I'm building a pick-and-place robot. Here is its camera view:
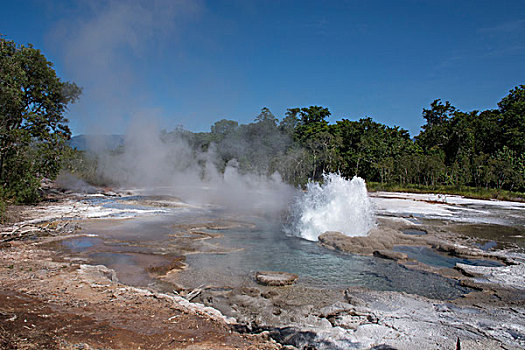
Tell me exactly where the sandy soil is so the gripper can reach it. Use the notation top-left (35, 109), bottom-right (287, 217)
top-left (0, 190), bottom-right (279, 350)
top-left (0, 241), bottom-right (281, 350)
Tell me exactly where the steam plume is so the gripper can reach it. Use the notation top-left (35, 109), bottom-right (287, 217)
top-left (96, 117), bottom-right (296, 216)
top-left (50, 0), bottom-right (202, 133)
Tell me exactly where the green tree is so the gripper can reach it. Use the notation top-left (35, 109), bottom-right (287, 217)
top-left (471, 109), bottom-right (502, 155)
top-left (330, 117), bottom-right (414, 182)
top-left (241, 107), bottom-right (289, 174)
top-left (279, 108), bottom-right (301, 136)
top-left (416, 99), bottom-right (455, 154)
top-left (298, 106), bottom-right (330, 125)
top-left (498, 85), bottom-right (525, 155)
top-left (421, 151), bottom-right (446, 187)
top-left (293, 106), bottom-right (330, 144)
top-left (488, 146), bottom-right (524, 190)
top-left (0, 36), bottom-right (81, 202)
top-left (254, 107), bottom-right (278, 126)
top-left (291, 106), bottom-right (333, 180)
top-left (396, 148), bottom-right (424, 185)
top-left (210, 119), bottom-right (239, 141)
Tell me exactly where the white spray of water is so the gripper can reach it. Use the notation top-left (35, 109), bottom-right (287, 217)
top-left (288, 173), bottom-right (375, 241)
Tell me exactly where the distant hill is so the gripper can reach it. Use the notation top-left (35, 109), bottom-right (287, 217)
top-left (69, 135), bottom-right (124, 151)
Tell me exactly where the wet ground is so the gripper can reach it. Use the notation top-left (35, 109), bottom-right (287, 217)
top-left (0, 244), bottom-right (277, 350)
top-left (393, 245), bottom-right (505, 268)
top-left (448, 222), bottom-right (525, 252)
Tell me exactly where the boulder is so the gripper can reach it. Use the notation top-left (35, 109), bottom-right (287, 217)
top-left (318, 228), bottom-right (406, 255)
top-left (255, 271), bottom-right (298, 286)
top-left (435, 243), bottom-right (482, 257)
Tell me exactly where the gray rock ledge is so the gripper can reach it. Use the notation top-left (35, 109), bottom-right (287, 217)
top-left (373, 250), bottom-right (408, 261)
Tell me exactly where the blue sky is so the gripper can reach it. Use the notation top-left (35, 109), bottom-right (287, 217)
top-left (2, 0), bottom-right (524, 136)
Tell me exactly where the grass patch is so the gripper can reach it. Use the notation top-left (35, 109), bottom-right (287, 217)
top-left (0, 192), bottom-right (10, 224)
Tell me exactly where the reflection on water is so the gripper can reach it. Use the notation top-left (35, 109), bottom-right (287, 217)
top-left (476, 240), bottom-right (498, 251)
top-left (450, 223), bottom-right (525, 252)
top-left (89, 251), bottom-right (176, 286)
top-left (402, 229), bottom-right (427, 235)
top-left (62, 236), bottom-right (103, 252)
top-left (393, 245), bottom-right (504, 268)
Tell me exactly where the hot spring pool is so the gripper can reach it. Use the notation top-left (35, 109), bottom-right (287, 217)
top-left (176, 219), bottom-right (471, 300)
top-left (67, 208), bottom-right (472, 301)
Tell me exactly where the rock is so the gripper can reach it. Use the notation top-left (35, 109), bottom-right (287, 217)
top-left (455, 262), bottom-right (525, 291)
top-left (261, 290), bottom-right (279, 299)
top-left (435, 243), bottom-right (482, 257)
top-left (373, 250), bottom-right (408, 261)
top-left (255, 271), bottom-right (298, 286)
top-left (317, 301), bottom-right (378, 331)
top-left (79, 264), bottom-right (118, 283)
top-left (318, 302), bottom-right (354, 318)
top-left (102, 190), bottom-right (119, 197)
top-left (344, 290), bottom-right (369, 307)
top-left (239, 287), bottom-right (261, 297)
top-left (370, 345), bottom-right (398, 350)
top-left (318, 227), bottom-right (409, 255)
top-left (0, 242), bottom-right (12, 249)
top-left (458, 279), bottom-right (484, 291)
top-left (329, 314), bottom-right (369, 330)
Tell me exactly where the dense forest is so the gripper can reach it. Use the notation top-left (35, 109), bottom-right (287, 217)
top-left (144, 85), bottom-right (525, 193)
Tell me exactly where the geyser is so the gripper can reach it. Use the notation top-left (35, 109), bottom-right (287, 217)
top-left (288, 173), bottom-right (374, 241)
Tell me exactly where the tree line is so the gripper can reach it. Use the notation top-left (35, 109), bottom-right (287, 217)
top-left (168, 87), bottom-right (524, 192)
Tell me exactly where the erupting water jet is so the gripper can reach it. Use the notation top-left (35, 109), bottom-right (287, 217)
top-left (287, 174), bottom-right (375, 241)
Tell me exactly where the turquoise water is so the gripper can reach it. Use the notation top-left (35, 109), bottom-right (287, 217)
top-left (402, 229), bottom-right (427, 235)
top-left (65, 205), bottom-right (473, 300)
top-left (173, 216), bottom-right (471, 300)
top-left (393, 245), bottom-right (504, 268)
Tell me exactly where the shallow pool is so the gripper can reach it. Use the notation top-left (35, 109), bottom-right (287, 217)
top-left (64, 205), bottom-right (473, 300)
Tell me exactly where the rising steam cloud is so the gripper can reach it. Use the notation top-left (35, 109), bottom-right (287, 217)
top-left (51, 0), bottom-right (202, 133)
top-left (51, 0), bottom-right (374, 230)
top-left (95, 117), bottom-right (296, 216)
top-left (51, 0), bottom-right (295, 215)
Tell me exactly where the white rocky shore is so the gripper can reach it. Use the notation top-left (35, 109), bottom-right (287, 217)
top-left (456, 261), bottom-right (525, 291)
top-left (290, 288), bottom-right (525, 349)
top-left (199, 192), bottom-right (525, 349)
top-left (197, 265), bottom-right (525, 349)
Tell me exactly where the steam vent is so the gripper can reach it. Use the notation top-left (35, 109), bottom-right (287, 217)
top-left (255, 271), bottom-right (298, 286)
